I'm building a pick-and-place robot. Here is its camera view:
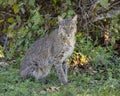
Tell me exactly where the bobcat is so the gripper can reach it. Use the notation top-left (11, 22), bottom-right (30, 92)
top-left (20, 15), bottom-right (77, 84)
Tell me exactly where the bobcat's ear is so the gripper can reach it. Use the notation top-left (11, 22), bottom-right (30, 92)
top-left (58, 16), bottom-right (63, 23)
top-left (72, 15), bottom-right (77, 23)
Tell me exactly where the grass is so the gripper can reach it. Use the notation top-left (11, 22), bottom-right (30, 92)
top-left (0, 60), bottom-right (120, 96)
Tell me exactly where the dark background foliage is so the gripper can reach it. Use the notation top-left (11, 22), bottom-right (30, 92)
top-left (0, 0), bottom-right (120, 60)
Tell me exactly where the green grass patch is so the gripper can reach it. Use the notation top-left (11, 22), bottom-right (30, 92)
top-left (0, 62), bottom-right (120, 96)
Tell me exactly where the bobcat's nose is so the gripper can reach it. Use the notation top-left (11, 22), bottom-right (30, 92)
top-left (67, 34), bottom-right (70, 37)
top-left (66, 30), bottom-right (70, 37)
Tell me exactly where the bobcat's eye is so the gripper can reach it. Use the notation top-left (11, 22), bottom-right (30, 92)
top-left (63, 26), bottom-right (67, 30)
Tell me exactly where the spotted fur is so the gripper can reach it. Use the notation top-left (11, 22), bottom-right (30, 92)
top-left (20, 15), bottom-right (77, 84)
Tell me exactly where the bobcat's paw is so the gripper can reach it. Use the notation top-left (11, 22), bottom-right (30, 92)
top-left (44, 80), bottom-right (50, 84)
top-left (61, 79), bottom-right (68, 85)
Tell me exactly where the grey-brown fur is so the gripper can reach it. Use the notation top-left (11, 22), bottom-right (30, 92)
top-left (20, 15), bottom-right (77, 84)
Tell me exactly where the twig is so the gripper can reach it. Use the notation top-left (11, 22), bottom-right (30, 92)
top-left (3, 34), bottom-right (8, 50)
top-left (1, 11), bottom-right (16, 17)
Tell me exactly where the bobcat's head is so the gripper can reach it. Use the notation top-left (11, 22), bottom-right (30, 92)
top-left (58, 15), bottom-right (77, 39)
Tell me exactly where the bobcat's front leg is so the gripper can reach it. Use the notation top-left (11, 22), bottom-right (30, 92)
top-left (62, 61), bottom-right (67, 77)
top-left (20, 65), bottom-right (36, 79)
top-left (54, 63), bottom-right (68, 84)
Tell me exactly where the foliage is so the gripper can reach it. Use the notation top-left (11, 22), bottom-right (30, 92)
top-left (68, 51), bottom-right (89, 67)
top-left (0, 0), bottom-right (120, 60)
top-left (75, 33), bottom-right (118, 67)
top-left (0, 45), bottom-right (4, 58)
top-left (99, 0), bottom-right (110, 8)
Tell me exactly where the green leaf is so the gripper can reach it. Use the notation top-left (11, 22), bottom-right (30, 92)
top-left (0, 0), bottom-right (3, 4)
top-left (13, 4), bottom-right (19, 14)
top-left (8, 23), bottom-right (16, 38)
top-left (16, 39), bottom-right (24, 46)
top-left (20, 7), bottom-right (25, 14)
top-left (16, 15), bottom-right (21, 22)
top-left (66, 0), bottom-right (71, 5)
top-left (68, 10), bottom-right (75, 15)
top-left (8, 28), bottom-right (13, 37)
top-left (31, 8), bottom-right (43, 26)
top-left (0, 20), bottom-right (4, 25)
top-left (29, 0), bottom-right (35, 6)
top-left (8, 0), bottom-right (14, 5)
top-left (8, 17), bottom-right (14, 23)
top-left (62, 13), bottom-right (67, 18)
top-left (8, 0), bottom-right (17, 5)
top-left (99, 0), bottom-right (109, 8)
top-left (0, 45), bottom-right (4, 58)
top-left (53, 0), bottom-right (57, 5)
